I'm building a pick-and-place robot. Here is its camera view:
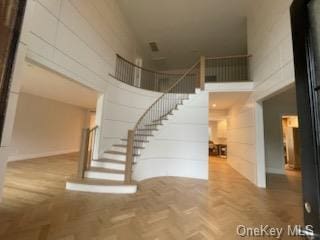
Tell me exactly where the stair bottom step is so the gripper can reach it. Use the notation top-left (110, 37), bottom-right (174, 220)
top-left (66, 178), bottom-right (137, 194)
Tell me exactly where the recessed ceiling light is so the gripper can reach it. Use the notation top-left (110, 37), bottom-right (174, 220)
top-left (212, 104), bottom-right (217, 108)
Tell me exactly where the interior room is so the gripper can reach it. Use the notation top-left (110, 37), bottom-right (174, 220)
top-left (208, 92), bottom-right (251, 171)
top-left (2, 61), bottom-right (98, 208)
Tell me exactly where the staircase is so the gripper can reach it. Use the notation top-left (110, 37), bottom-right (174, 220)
top-left (66, 60), bottom-right (202, 194)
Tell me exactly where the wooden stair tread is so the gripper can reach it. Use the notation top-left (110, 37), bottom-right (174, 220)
top-left (105, 150), bottom-right (126, 155)
top-left (137, 128), bottom-right (158, 131)
top-left (113, 144), bottom-right (144, 149)
top-left (145, 123), bottom-right (163, 127)
top-left (92, 158), bottom-right (125, 164)
top-left (134, 134), bottom-right (153, 137)
top-left (87, 167), bottom-right (125, 174)
top-left (67, 178), bottom-right (136, 186)
top-left (121, 138), bottom-right (149, 143)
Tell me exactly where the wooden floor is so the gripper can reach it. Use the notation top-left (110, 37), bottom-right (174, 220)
top-left (0, 155), bottom-right (303, 240)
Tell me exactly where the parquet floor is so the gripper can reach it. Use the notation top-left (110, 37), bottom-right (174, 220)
top-left (0, 155), bottom-right (303, 239)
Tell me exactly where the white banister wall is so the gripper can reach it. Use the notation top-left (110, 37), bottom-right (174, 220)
top-left (133, 91), bottom-right (209, 181)
top-left (100, 76), bottom-right (161, 154)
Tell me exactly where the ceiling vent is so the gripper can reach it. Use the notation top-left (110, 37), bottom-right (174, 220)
top-left (149, 42), bottom-right (159, 52)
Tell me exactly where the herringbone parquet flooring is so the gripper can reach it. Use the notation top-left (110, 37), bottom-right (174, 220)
top-left (0, 155), bottom-right (303, 239)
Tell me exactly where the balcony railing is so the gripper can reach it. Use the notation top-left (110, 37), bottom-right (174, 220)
top-left (113, 54), bottom-right (181, 92)
top-left (205, 55), bottom-right (251, 82)
top-left (112, 54), bottom-right (251, 93)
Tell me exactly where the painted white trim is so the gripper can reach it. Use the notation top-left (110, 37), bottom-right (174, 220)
top-left (94, 94), bottom-right (105, 159)
top-left (91, 161), bottom-right (125, 171)
top-left (8, 149), bottom-right (79, 162)
top-left (66, 182), bottom-right (137, 194)
top-left (103, 153), bottom-right (126, 161)
top-left (266, 168), bottom-right (285, 175)
top-left (205, 82), bottom-right (254, 92)
top-left (84, 170), bottom-right (125, 181)
top-left (255, 102), bottom-right (267, 188)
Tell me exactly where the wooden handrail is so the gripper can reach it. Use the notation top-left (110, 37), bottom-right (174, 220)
top-left (132, 60), bottom-right (201, 132)
top-left (116, 54), bottom-right (181, 76)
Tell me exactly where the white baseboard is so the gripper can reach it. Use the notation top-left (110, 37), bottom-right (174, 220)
top-left (8, 149), bottom-right (79, 162)
top-left (266, 167), bottom-right (285, 175)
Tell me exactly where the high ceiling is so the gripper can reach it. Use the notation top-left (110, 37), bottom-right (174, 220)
top-left (21, 61), bottom-right (98, 109)
top-left (118, 0), bottom-right (251, 70)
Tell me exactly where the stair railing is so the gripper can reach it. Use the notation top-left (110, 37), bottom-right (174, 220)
top-left (78, 126), bottom-right (98, 178)
top-left (125, 59), bottom-right (203, 183)
top-left (113, 54), bottom-right (182, 92)
top-left (205, 54), bottom-right (251, 82)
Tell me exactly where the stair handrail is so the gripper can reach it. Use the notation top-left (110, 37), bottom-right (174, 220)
top-left (116, 54), bottom-right (182, 76)
top-left (124, 59), bottom-right (202, 183)
top-left (133, 60), bottom-right (201, 131)
top-left (113, 54), bottom-right (183, 92)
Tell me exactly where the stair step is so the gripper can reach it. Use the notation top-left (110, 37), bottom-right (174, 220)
top-left (93, 158), bottom-right (125, 164)
top-left (121, 138), bottom-right (149, 143)
top-left (145, 123), bottom-right (163, 127)
top-left (113, 144), bottom-right (144, 149)
top-left (85, 167), bottom-right (125, 181)
top-left (153, 117), bottom-right (168, 122)
top-left (105, 150), bottom-right (126, 155)
top-left (91, 158), bottom-right (125, 170)
top-left (88, 167), bottom-right (124, 174)
top-left (137, 128), bottom-right (158, 131)
top-left (104, 150), bottom-right (139, 157)
top-left (134, 134), bottom-right (153, 137)
top-left (66, 178), bottom-right (137, 194)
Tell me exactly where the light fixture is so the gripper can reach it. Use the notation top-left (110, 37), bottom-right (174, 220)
top-left (212, 104), bottom-right (217, 108)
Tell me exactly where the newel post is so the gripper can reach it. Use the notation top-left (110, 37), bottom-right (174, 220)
top-left (200, 56), bottom-right (206, 90)
top-left (125, 130), bottom-right (134, 183)
top-left (78, 128), bottom-right (90, 178)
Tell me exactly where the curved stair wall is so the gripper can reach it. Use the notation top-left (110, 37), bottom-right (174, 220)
top-left (133, 90), bottom-right (209, 180)
top-left (99, 75), bottom-right (161, 153)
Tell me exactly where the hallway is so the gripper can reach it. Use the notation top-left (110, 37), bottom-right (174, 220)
top-left (0, 156), bottom-right (303, 239)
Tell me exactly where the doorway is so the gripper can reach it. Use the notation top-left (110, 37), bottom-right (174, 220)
top-left (282, 115), bottom-right (301, 173)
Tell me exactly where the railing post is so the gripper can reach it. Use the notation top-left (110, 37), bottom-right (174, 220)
top-left (125, 130), bottom-right (134, 184)
top-left (78, 128), bottom-right (90, 178)
top-left (200, 56), bottom-right (205, 90)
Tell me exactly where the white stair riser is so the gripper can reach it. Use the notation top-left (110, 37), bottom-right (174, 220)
top-left (121, 140), bottom-right (146, 148)
top-left (85, 171), bottom-right (125, 181)
top-left (66, 182), bottom-right (137, 194)
top-left (91, 161), bottom-right (125, 171)
top-left (111, 147), bottom-right (141, 155)
top-left (103, 153), bottom-right (126, 161)
top-left (111, 146), bottom-right (127, 153)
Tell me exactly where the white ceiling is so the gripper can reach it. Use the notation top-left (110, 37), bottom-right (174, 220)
top-left (21, 62), bottom-right (98, 109)
top-left (118, 0), bottom-right (251, 70)
top-left (209, 92), bottom-right (250, 110)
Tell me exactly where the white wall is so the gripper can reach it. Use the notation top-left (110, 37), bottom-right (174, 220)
top-left (26, 0), bottom-right (151, 92)
top-left (100, 76), bottom-right (161, 152)
top-left (134, 91), bottom-right (209, 181)
top-left (227, 94), bottom-right (257, 184)
top-left (223, 0), bottom-right (295, 186)
top-left (263, 86), bottom-right (297, 174)
top-left (9, 93), bottom-right (87, 161)
top-left (248, 0), bottom-right (295, 101)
